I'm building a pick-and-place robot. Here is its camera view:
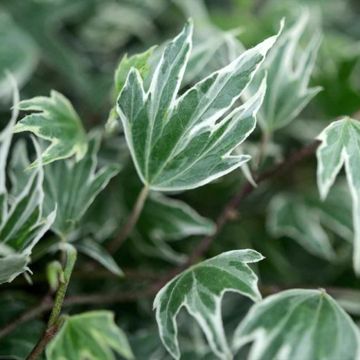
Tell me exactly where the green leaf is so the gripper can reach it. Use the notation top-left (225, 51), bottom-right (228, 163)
top-left (0, 11), bottom-right (38, 99)
top-left (76, 239), bottom-right (123, 276)
top-left (140, 192), bottom-right (215, 240)
top-left (14, 90), bottom-right (88, 167)
top-left (176, 0), bottom-right (244, 85)
top-left (115, 47), bottom-right (155, 94)
top-left (316, 117), bottom-right (360, 274)
top-left (268, 194), bottom-right (335, 260)
top-left (117, 22), bottom-right (279, 191)
top-left (233, 289), bottom-right (360, 360)
top-left (153, 249), bottom-right (264, 359)
top-left (46, 310), bottom-right (134, 360)
top-left (0, 84), bottom-right (55, 284)
top-left (250, 10), bottom-right (321, 133)
top-left (43, 135), bottom-right (120, 238)
top-left (134, 193), bottom-right (215, 263)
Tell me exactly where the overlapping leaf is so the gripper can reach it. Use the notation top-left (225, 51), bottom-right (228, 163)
top-left (317, 117), bottom-right (360, 274)
top-left (153, 249), bottom-right (264, 359)
top-left (175, 0), bottom-right (244, 85)
top-left (248, 10), bottom-right (321, 133)
top-left (43, 135), bottom-right (120, 239)
top-left (14, 90), bottom-right (88, 167)
top-left (0, 87), bottom-right (55, 284)
top-left (46, 311), bottom-right (134, 360)
top-left (133, 193), bottom-right (215, 263)
top-left (268, 194), bottom-right (335, 260)
top-left (117, 22), bottom-right (279, 191)
top-left (233, 289), bottom-right (360, 360)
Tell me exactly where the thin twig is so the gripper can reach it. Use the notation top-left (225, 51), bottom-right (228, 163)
top-left (108, 185), bottom-right (149, 253)
top-left (26, 245), bottom-right (77, 360)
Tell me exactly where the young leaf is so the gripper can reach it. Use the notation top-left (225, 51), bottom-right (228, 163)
top-left (316, 117), bottom-right (360, 274)
top-left (249, 10), bottom-right (321, 133)
top-left (43, 135), bottom-right (120, 238)
top-left (46, 311), bottom-right (134, 360)
top-left (0, 84), bottom-right (55, 284)
top-left (233, 289), bottom-right (360, 360)
top-left (14, 90), bottom-right (88, 167)
top-left (268, 194), bottom-right (335, 260)
top-left (117, 22), bottom-right (279, 191)
top-left (115, 47), bottom-right (155, 93)
top-left (153, 249), bottom-right (264, 359)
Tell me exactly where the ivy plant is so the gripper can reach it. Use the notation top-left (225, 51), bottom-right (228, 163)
top-left (1, 1), bottom-right (360, 360)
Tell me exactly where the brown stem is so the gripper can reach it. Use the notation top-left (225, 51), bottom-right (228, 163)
top-left (108, 185), bottom-right (149, 253)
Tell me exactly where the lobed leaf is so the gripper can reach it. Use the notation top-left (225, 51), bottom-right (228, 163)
top-left (117, 22), bottom-right (279, 191)
top-left (0, 83), bottom-right (55, 284)
top-left (43, 135), bottom-right (120, 238)
top-left (233, 289), bottom-right (360, 360)
top-left (153, 249), bottom-right (264, 359)
top-left (249, 10), bottom-right (321, 133)
top-left (46, 310), bottom-right (134, 360)
top-left (14, 90), bottom-right (88, 167)
top-left (268, 194), bottom-right (335, 260)
top-left (316, 117), bottom-right (360, 274)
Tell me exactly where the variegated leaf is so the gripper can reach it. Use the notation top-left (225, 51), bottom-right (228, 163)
top-left (233, 289), bottom-right (360, 360)
top-left (46, 311), bottom-right (134, 360)
top-left (249, 10), bottom-right (321, 133)
top-left (133, 192), bottom-right (215, 263)
top-left (153, 249), bottom-right (264, 359)
top-left (0, 84), bottom-right (55, 284)
top-left (316, 117), bottom-right (360, 274)
top-left (43, 135), bottom-right (120, 239)
top-left (14, 90), bottom-right (88, 167)
top-left (117, 22), bottom-right (279, 191)
top-left (268, 194), bottom-right (335, 260)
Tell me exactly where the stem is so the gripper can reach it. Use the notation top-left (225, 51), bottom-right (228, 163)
top-left (108, 185), bottom-right (149, 253)
top-left (26, 245), bottom-right (77, 360)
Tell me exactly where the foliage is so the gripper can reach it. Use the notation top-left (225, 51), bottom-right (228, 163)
top-left (46, 311), bottom-right (134, 360)
top-left (233, 289), bottom-right (360, 360)
top-left (1, 0), bottom-right (360, 359)
top-left (153, 250), bottom-right (263, 359)
top-left (14, 91), bottom-right (88, 167)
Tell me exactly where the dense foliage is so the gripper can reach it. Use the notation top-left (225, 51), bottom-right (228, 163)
top-left (1, 0), bottom-right (360, 359)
